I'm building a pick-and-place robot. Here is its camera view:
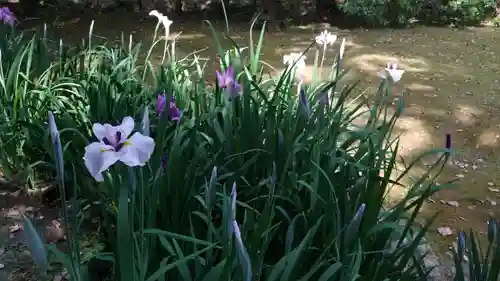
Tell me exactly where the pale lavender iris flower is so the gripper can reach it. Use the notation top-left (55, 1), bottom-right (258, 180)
top-left (0, 7), bottom-right (16, 26)
top-left (83, 116), bottom-right (155, 182)
top-left (216, 66), bottom-right (242, 98)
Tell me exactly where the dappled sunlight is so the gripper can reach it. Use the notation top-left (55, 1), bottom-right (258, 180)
top-left (276, 39), bottom-right (361, 62)
top-left (396, 116), bottom-right (433, 157)
top-left (289, 36), bottom-right (309, 42)
top-left (274, 46), bottom-right (309, 56)
top-left (348, 53), bottom-right (430, 74)
top-left (384, 163), bottom-right (431, 204)
top-left (342, 40), bottom-right (366, 52)
top-left (269, 65), bottom-right (329, 84)
top-left (160, 32), bottom-right (206, 41)
top-left (399, 58), bottom-right (431, 73)
top-left (406, 82), bottom-right (436, 92)
top-left (453, 105), bottom-right (482, 127)
top-left (466, 26), bottom-right (498, 33)
top-left (177, 33), bottom-right (207, 40)
top-left (347, 95), bottom-right (435, 159)
top-left (293, 23), bottom-right (335, 30)
top-left (478, 128), bottom-right (500, 148)
top-left (415, 106), bottom-right (448, 119)
top-left (54, 18), bottom-right (82, 28)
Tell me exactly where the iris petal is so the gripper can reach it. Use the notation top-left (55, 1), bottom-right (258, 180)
top-left (117, 133), bottom-right (155, 167)
top-left (386, 69), bottom-right (405, 83)
top-left (83, 142), bottom-right (119, 182)
top-left (118, 116), bottom-right (135, 139)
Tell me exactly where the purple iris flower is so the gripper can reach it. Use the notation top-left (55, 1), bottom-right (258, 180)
top-left (0, 7), bottom-right (16, 26)
top-left (319, 92), bottom-right (329, 106)
top-left (352, 203), bottom-right (366, 222)
top-left (345, 202), bottom-right (366, 243)
top-left (458, 232), bottom-right (466, 251)
top-left (168, 97), bottom-right (181, 121)
top-left (161, 154), bottom-right (168, 172)
top-left (216, 66), bottom-right (242, 98)
top-left (156, 93), bottom-right (181, 121)
top-left (156, 93), bottom-right (166, 114)
top-left (233, 220), bottom-right (252, 281)
top-left (488, 219), bottom-right (497, 243)
top-left (299, 88), bottom-right (310, 119)
top-left (445, 133), bottom-right (452, 149)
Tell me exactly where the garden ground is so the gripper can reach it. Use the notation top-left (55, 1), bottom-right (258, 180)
top-left (1, 10), bottom-right (500, 281)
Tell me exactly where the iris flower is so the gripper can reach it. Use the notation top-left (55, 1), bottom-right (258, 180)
top-left (378, 62), bottom-right (405, 83)
top-left (315, 30), bottom-right (337, 49)
top-left (84, 117), bottom-right (155, 182)
top-left (216, 66), bottom-right (242, 98)
top-left (0, 7), bottom-right (16, 26)
top-left (149, 10), bottom-right (173, 40)
top-left (156, 93), bottom-right (181, 121)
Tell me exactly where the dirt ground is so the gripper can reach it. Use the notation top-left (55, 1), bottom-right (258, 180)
top-left (339, 26), bottom-right (500, 252)
top-left (0, 187), bottom-right (65, 281)
top-left (3, 11), bottom-right (500, 280)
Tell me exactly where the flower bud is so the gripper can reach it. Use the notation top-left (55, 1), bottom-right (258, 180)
top-left (488, 219), bottom-right (497, 244)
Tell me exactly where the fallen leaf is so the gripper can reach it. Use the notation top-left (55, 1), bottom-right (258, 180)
top-left (45, 220), bottom-right (66, 243)
top-left (5, 208), bottom-right (20, 219)
top-left (11, 190), bottom-right (21, 197)
top-left (437, 227), bottom-right (453, 236)
top-left (486, 197), bottom-right (497, 206)
top-left (440, 200), bottom-right (460, 207)
top-left (9, 224), bottom-right (22, 233)
top-left (0, 264), bottom-right (4, 269)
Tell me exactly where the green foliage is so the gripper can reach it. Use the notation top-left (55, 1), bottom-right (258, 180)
top-left (0, 24), bottom-right (54, 183)
top-left (334, 0), bottom-right (495, 27)
top-left (419, 0), bottom-right (496, 26)
top-left (3, 14), bottom-right (456, 281)
top-left (452, 220), bottom-right (500, 281)
top-left (337, 0), bottom-right (422, 27)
